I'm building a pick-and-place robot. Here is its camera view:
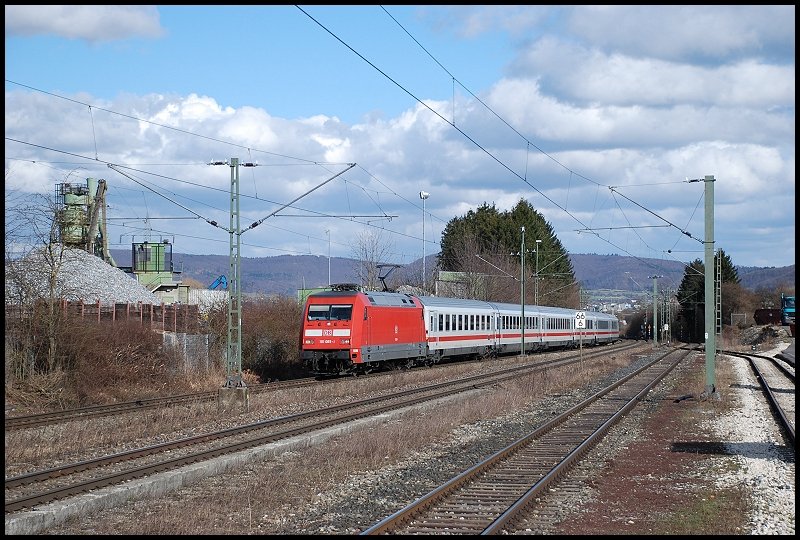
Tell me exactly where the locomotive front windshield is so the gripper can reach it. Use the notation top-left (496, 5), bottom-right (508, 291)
top-left (307, 304), bottom-right (353, 321)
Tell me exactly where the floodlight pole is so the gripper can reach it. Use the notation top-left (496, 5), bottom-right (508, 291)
top-left (520, 226), bottom-right (525, 357)
top-left (535, 239), bottom-right (541, 305)
top-left (326, 229), bottom-right (331, 286)
top-left (419, 191), bottom-right (430, 293)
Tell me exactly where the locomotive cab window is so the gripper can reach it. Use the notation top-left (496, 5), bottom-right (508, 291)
top-left (307, 304), bottom-right (353, 321)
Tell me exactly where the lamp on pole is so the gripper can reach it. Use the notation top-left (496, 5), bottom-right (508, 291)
top-left (419, 191), bottom-right (430, 292)
top-left (325, 229), bottom-right (331, 287)
top-left (535, 239), bottom-right (542, 305)
top-left (520, 226), bottom-right (525, 356)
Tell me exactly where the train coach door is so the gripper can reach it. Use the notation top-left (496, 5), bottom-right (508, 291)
top-left (429, 310), bottom-right (439, 349)
top-left (492, 313), bottom-right (500, 349)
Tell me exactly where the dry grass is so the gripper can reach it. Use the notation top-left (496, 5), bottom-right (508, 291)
top-left (45, 349), bottom-right (642, 534)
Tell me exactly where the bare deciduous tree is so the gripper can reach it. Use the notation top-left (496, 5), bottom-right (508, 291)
top-left (440, 232), bottom-right (517, 301)
top-left (5, 185), bottom-right (81, 376)
top-left (350, 228), bottom-right (395, 291)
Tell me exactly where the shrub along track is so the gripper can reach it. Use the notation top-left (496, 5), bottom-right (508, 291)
top-left (5, 342), bottom-right (638, 431)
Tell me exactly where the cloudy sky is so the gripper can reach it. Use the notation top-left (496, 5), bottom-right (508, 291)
top-left (4, 5), bottom-right (796, 275)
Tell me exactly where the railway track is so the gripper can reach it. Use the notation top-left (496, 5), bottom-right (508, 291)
top-left (723, 349), bottom-right (795, 445)
top-left (360, 346), bottom-right (695, 535)
top-left (4, 378), bottom-right (319, 431)
top-left (5, 343), bottom-right (641, 516)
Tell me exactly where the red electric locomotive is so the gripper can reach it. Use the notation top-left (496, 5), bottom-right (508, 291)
top-left (300, 286), bottom-right (426, 375)
top-left (300, 285), bottom-right (620, 376)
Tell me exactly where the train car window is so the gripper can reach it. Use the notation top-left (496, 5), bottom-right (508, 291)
top-left (445, 314), bottom-right (451, 331)
top-left (330, 304), bottom-right (353, 321)
top-left (470, 315), bottom-right (475, 331)
top-left (457, 314), bottom-right (463, 331)
top-left (438, 314), bottom-right (443, 332)
top-left (308, 304), bottom-right (353, 321)
top-left (307, 305), bottom-right (330, 321)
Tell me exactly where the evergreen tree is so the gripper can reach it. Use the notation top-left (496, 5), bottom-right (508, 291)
top-left (437, 198), bottom-right (577, 306)
top-left (675, 249), bottom-right (741, 342)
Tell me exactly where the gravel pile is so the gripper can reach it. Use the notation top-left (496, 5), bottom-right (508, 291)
top-left (739, 324), bottom-right (792, 346)
top-left (5, 245), bottom-right (161, 307)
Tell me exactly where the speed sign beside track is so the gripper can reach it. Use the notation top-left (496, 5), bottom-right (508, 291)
top-left (575, 311), bottom-right (586, 329)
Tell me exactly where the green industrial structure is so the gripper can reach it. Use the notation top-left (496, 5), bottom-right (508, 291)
top-left (55, 177), bottom-right (189, 305)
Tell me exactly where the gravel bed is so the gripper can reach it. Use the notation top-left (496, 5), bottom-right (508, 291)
top-left (708, 347), bottom-right (795, 535)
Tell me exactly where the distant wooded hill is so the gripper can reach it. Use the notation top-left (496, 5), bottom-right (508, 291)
top-left (111, 250), bottom-right (794, 298)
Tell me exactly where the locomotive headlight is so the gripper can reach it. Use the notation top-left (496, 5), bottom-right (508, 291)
top-left (340, 338), bottom-right (350, 344)
top-left (304, 339), bottom-right (314, 345)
